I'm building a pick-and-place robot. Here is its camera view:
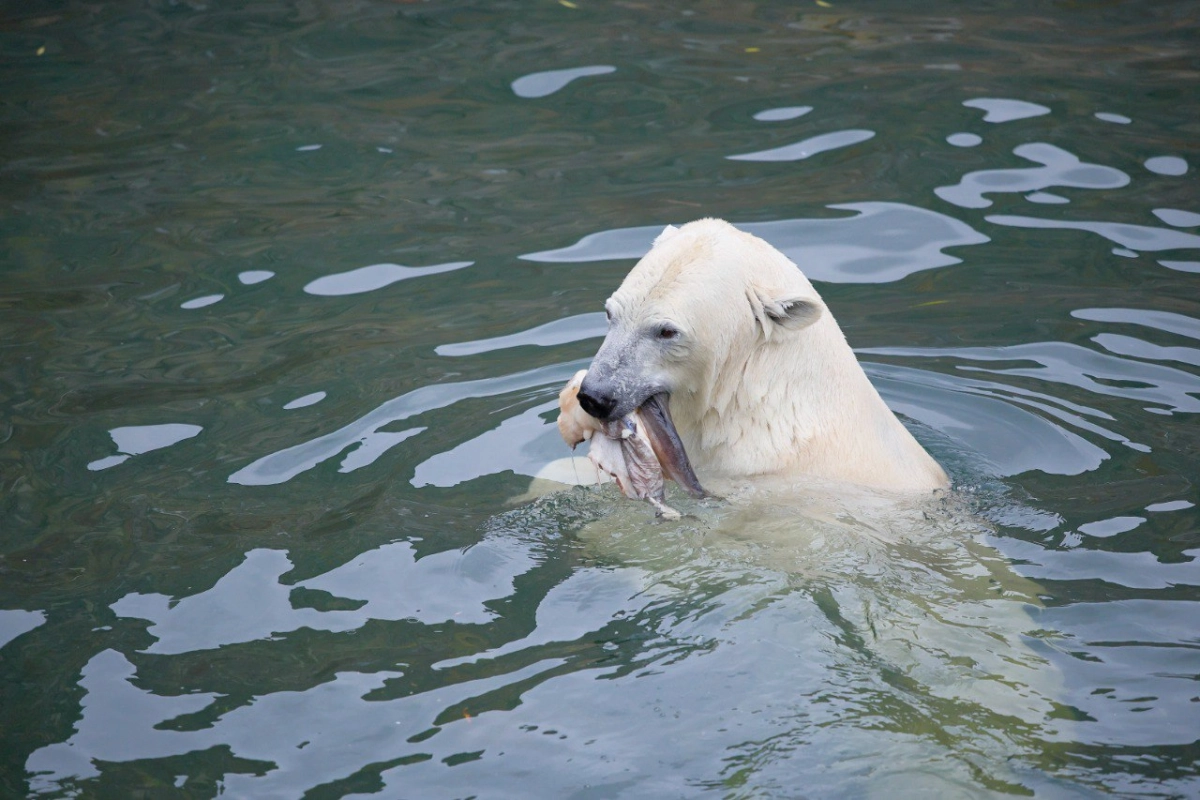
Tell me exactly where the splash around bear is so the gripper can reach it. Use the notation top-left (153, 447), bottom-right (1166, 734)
top-left (560, 218), bottom-right (949, 500)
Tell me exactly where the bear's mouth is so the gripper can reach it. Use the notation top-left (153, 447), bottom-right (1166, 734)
top-left (636, 393), bottom-right (707, 498)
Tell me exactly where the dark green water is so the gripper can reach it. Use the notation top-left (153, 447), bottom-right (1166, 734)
top-left (3, 1), bottom-right (1199, 797)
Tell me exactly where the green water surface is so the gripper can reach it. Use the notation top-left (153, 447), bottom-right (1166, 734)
top-left (2, 1), bottom-right (1199, 797)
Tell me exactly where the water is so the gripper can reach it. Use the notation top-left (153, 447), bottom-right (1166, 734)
top-left (2, 1), bottom-right (1198, 797)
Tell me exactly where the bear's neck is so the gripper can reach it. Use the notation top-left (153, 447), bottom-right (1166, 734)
top-left (672, 315), bottom-right (902, 481)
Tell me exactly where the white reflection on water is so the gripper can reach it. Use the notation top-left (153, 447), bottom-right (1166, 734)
top-left (521, 202), bottom-right (989, 284)
top-left (31, 514), bottom-right (1054, 797)
top-left (1026, 191), bottom-right (1069, 204)
top-left (282, 391), bottom-right (326, 409)
top-left (436, 312), bottom-right (606, 357)
top-left (87, 424), bottom-right (203, 471)
top-left (985, 214), bottom-right (1200, 256)
top-left (110, 537), bottom-right (535, 654)
top-left (228, 361), bottom-right (585, 486)
top-left (0, 609), bottom-right (45, 650)
top-left (1152, 208), bottom-right (1200, 227)
top-left (963, 97), bottom-right (1051, 123)
top-left (432, 566), bottom-right (655, 670)
top-left (1144, 155), bottom-right (1188, 176)
top-left (303, 261), bottom-right (472, 296)
top-left (33, 501), bottom-right (1200, 797)
top-left (1147, 499), bottom-right (1194, 512)
top-left (752, 105), bottom-right (812, 121)
top-left (866, 363), bottom-right (1112, 477)
top-left (726, 129), bottom-right (875, 162)
top-left (1032, 598), bottom-right (1200, 747)
top-left (1092, 333), bottom-right (1200, 368)
top-left (862, 340), bottom-right (1200, 415)
top-left (238, 270), bottom-right (275, 285)
top-left (26, 645), bottom-right (568, 797)
top-left (179, 294), bottom-right (224, 309)
top-left (411, 400), bottom-right (565, 488)
top-left (1158, 259), bottom-right (1200, 273)
top-left (511, 65), bottom-right (615, 98)
top-left (1077, 515), bottom-right (1144, 538)
top-left (1071, 307), bottom-right (1200, 341)
top-left (935, 143), bottom-right (1129, 209)
top-left (946, 132), bottom-right (982, 147)
top-left (999, 537), bottom-right (1200, 591)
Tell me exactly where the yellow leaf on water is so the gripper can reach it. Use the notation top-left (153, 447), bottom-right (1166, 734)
top-left (745, 47), bottom-right (760, 53)
top-left (816, 0), bottom-right (833, 6)
top-left (559, 0), bottom-right (577, 7)
top-left (36, 45), bottom-right (46, 56)
top-left (914, 300), bottom-right (950, 307)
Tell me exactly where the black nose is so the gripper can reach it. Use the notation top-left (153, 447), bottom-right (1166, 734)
top-left (577, 387), bottom-right (618, 420)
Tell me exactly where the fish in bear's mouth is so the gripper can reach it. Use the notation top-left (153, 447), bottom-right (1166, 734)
top-left (630, 393), bottom-right (707, 499)
top-left (557, 373), bottom-right (707, 517)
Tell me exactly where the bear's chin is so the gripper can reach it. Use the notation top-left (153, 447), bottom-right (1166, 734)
top-left (637, 393), bottom-right (707, 499)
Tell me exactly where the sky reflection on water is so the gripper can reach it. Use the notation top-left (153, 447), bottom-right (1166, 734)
top-left (935, 143), bottom-right (1130, 209)
top-left (511, 65), bottom-right (617, 98)
top-left (726, 128), bottom-right (876, 162)
top-left (522, 202), bottom-right (990, 283)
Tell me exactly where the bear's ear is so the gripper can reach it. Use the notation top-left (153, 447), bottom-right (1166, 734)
top-left (652, 225), bottom-right (680, 247)
top-left (748, 288), bottom-right (822, 338)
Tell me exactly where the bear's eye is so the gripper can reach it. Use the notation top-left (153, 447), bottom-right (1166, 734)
top-left (657, 324), bottom-right (680, 341)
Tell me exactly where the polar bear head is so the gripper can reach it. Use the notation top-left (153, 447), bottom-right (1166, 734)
top-left (575, 218), bottom-right (948, 490)
top-left (578, 219), bottom-right (826, 416)
top-left (577, 219), bottom-right (830, 474)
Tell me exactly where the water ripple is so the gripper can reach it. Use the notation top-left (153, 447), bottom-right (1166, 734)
top-left (303, 261), bottom-right (472, 297)
top-left (410, 401), bottom-right (563, 488)
top-left (26, 646), bottom-right (566, 796)
top-left (984, 214), bottom-right (1200, 254)
top-left (867, 362), bottom-right (1113, 477)
top-left (511, 65), bottom-right (616, 99)
top-left (936, 143), bottom-right (1129, 209)
top-left (727, 129), bottom-right (875, 162)
top-left (111, 538), bottom-right (536, 654)
top-left (946, 132), bottom-right (981, 147)
top-left (1092, 333), bottom-right (1200, 368)
top-left (1033, 599), bottom-right (1200, 746)
top-left (1072, 307), bottom-right (1200, 341)
top-left (863, 340), bottom-right (1200, 415)
top-left (237, 270), bottom-right (275, 285)
top-left (1025, 191), bottom-right (1069, 204)
top-left (283, 391), bottom-right (327, 410)
top-left (963, 97), bottom-right (1051, 123)
top-left (1144, 156), bottom-right (1188, 176)
top-left (87, 423), bottom-right (203, 472)
top-left (227, 361), bottom-right (585, 486)
top-left (1152, 208), bottom-right (1200, 227)
top-left (436, 312), bottom-right (607, 357)
top-left (179, 294), bottom-right (224, 309)
top-left (521, 202), bottom-right (988, 284)
top-left (1003, 537), bottom-right (1200, 590)
top-left (752, 106), bottom-right (813, 122)
top-left (0, 610), bottom-right (46, 650)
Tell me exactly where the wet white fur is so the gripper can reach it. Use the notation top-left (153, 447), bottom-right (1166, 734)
top-left (606, 218), bottom-right (948, 493)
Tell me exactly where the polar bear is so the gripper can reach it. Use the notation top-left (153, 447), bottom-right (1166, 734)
top-left (567, 217), bottom-right (948, 495)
